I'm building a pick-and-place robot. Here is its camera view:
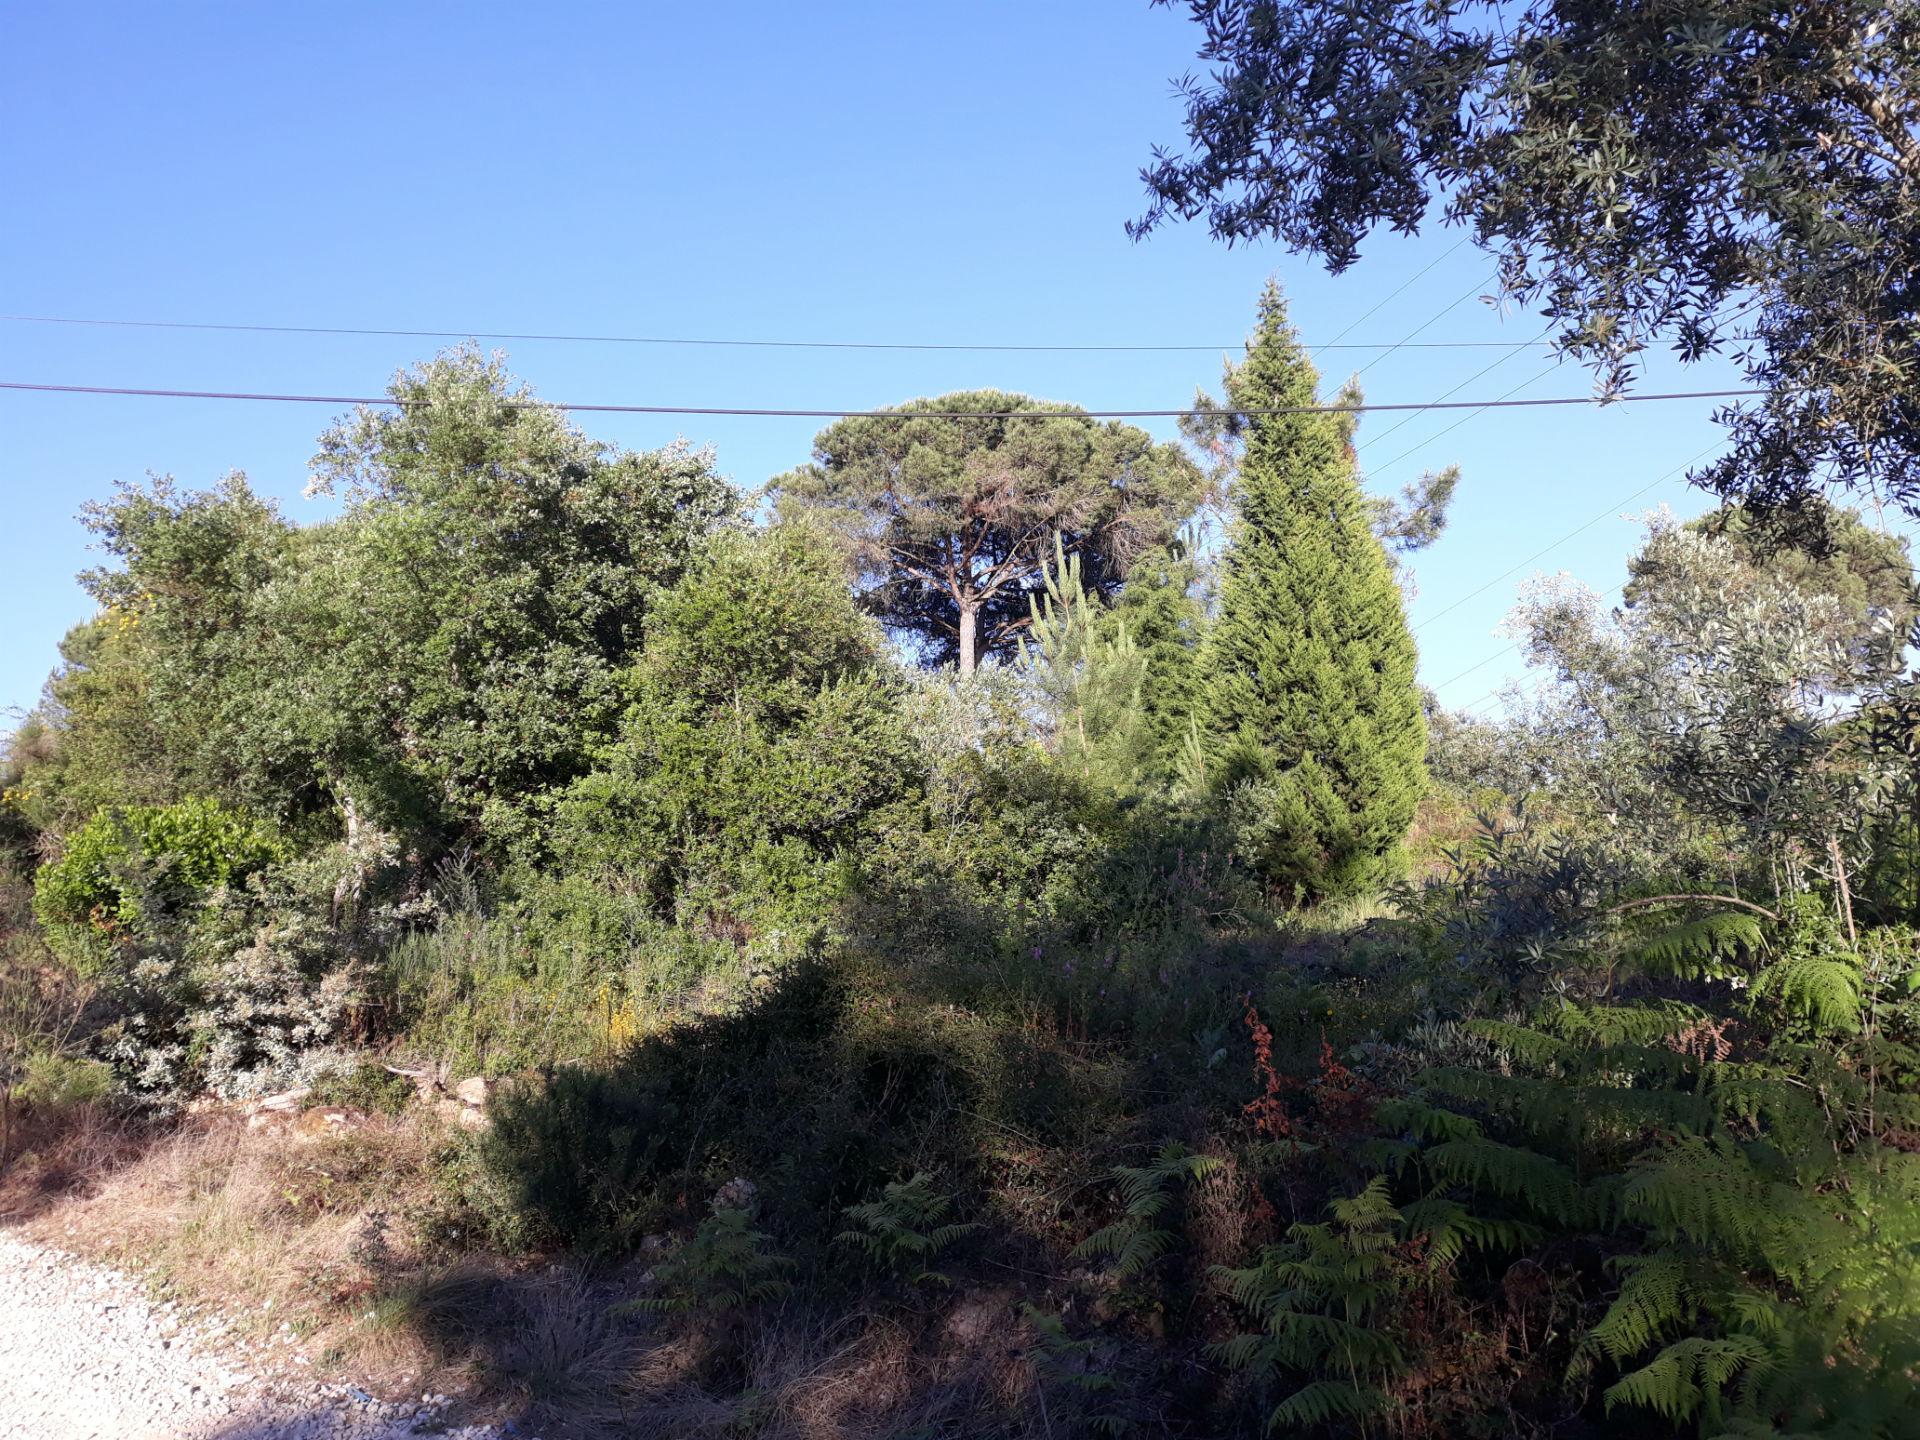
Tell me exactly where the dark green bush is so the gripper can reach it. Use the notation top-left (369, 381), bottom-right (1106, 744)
top-left (479, 1064), bottom-right (683, 1251)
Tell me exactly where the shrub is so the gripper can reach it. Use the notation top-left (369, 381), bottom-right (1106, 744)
top-left (15, 1050), bottom-right (112, 1110)
top-left (34, 797), bottom-right (283, 974)
top-left (307, 1059), bottom-right (414, 1117)
top-left (549, 525), bottom-right (917, 941)
top-left (477, 1064), bottom-right (680, 1252)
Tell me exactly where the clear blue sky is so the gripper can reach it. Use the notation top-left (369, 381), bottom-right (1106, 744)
top-left (2, 0), bottom-right (1749, 726)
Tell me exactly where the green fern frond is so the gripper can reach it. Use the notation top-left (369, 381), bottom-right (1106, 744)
top-left (1211, 1177), bottom-right (1411, 1427)
top-left (1634, 912), bottom-right (1765, 980)
top-left (1352, 1136), bottom-right (1421, 1175)
top-left (1603, 1334), bottom-right (1774, 1422)
top-left (1579, 1251), bottom-right (1697, 1365)
top-left (1400, 1196), bottom-right (1541, 1268)
top-left (1464, 1019), bottom-right (1571, 1068)
top-left (1620, 1137), bottom-right (1809, 1269)
top-left (836, 1171), bottom-right (980, 1284)
top-left (1425, 1063), bottom-right (1709, 1148)
top-left (1267, 1379), bottom-right (1387, 1431)
top-left (1207, 1332), bottom-right (1283, 1384)
top-left (1544, 1000), bottom-right (1713, 1047)
top-left (1424, 1135), bottom-right (1582, 1222)
top-left (618, 1207), bottom-right (793, 1316)
top-left (1072, 1142), bottom-right (1220, 1281)
top-left (1753, 952), bottom-right (1863, 1031)
top-left (1074, 1221), bottom-right (1179, 1279)
top-left (1328, 1173), bottom-right (1399, 1229)
top-left (1374, 1097), bottom-right (1482, 1143)
top-left (1705, 1062), bottom-right (1831, 1149)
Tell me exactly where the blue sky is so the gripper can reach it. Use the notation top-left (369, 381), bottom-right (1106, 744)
top-left (2, 0), bottom-right (1751, 725)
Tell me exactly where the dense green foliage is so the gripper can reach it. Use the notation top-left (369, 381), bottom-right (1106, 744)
top-left (6, 284), bottom-right (1919, 1436)
top-left (551, 522), bottom-right (914, 936)
top-left (1191, 285), bottom-right (1428, 898)
top-left (775, 391), bottom-right (1199, 672)
top-left (33, 796), bottom-right (284, 974)
top-left (1139, 0), bottom-right (1920, 518)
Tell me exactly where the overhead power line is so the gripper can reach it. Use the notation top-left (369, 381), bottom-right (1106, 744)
top-left (0, 310), bottom-right (1559, 354)
top-left (0, 379), bottom-right (1765, 419)
top-left (1418, 436), bottom-right (1741, 702)
top-left (1428, 640), bottom-right (1526, 697)
top-left (1357, 322), bottom-right (1557, 456)
top-left (1364, 359), bottom-right (1564, 476)
top-left (1349, 271), bottom-right (1501, 381)
top-left (1413, 437), bottom-right (1727, 636)
top-left (1319, 235), bottom-right (1476, 346)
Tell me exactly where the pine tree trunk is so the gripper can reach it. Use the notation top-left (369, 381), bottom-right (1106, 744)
top-left (958, 600), bottom-right (979, 676)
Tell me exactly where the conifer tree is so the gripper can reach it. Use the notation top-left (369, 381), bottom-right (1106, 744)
top-left (1023, 538), bottom-right (1151, 794)
top-left (1105, 537), bottom-right (1205, 787)
top-left (1193, 283), bottom-right (1426, 897)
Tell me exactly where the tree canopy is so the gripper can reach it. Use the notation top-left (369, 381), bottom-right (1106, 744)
top-left (1192, 284), bottom-right (1428, 897)
top-left (1625, 497), bottom-right (1918, 674)
top-left (775, 392), bottom-right (1200, 672)
top-left (1138, 0), bottom-right (1920, 517)
top-left (60, 351), bottom-right (737, 852)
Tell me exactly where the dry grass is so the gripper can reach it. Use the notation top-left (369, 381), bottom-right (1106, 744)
top-left (606, 1303), bottom-right (1044, 1440)
top-left (13, 1109), bottom-right (557, 1418)
top-left (9, 1106), bottom-right (1058, 1438)
top-left (0, 1100), bottom-right (148, 1224)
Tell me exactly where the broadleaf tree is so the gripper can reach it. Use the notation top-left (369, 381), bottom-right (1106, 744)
top-left (775, 392), bottom-right (1199, 673)
top-left (306, 347), bottom-right (737, 844)
top-left (1137, 0), bottom-right (1920, 517)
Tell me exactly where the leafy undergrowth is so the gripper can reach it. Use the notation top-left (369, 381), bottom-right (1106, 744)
top-left (11, 877), bottom-right (1920, 1438)
top-left (6, 1100), bottom-right (1145, 1439)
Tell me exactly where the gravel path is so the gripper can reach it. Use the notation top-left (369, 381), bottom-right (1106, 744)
top-left (0, 1232), bottom-right (509, 1440)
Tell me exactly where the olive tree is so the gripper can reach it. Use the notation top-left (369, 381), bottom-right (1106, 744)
top-left (1138, 0), bottom-right (1920, 516)
top-left (1504, 510), bottom-right (1903, 893)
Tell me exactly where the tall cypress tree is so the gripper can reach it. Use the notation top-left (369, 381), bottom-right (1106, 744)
top-left (1194, 282), bottom-right (1427, 897)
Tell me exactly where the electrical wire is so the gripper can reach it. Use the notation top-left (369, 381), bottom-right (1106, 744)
top-left (0, 378), bottom-right (1766, 419)
top-left (1364, 359), bottom-right (1565, 478)
top-left (1318, 235), bottom-right (1476, 346)
top-left (1356, 323), bottom-right (1558, 456)
top-left (1412, 438), bottom-right (1727, 636)
top-left (1348, 272), bottom-right (1500, 381)
top-left (0, 309), bottom-right (1555, 355)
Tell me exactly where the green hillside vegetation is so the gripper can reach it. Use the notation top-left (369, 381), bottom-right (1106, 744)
top-left (4, 291), bottom-right (1918, 1438)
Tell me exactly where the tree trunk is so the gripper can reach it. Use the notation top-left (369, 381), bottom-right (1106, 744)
top-left (958, 600), bottom-right (979, 676)
top-left (331, 791), bottom-right (361, 928)
top-left (1829, 832), bottom-right (1858, 949)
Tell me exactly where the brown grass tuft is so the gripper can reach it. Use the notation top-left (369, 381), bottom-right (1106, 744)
top-left (0, 1100), bottom-right (150, 1223)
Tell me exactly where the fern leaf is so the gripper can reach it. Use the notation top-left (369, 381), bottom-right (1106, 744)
top-left (1634, 912), bottom-right (1765, 981)
top-left (1374, 1097), bottom-right (1481, 1142)
top-left (1580, 1251), bottom-right (1696, 1365)
top-left (1603, 1334), bottom-right (1773, 1422)
top-left (1754, 952), bottom-right (1862, 1031)
top-left (1267, 1379), bottom-right (1386, 1431)
top-left (1425, 1135), bottom-right (1581, 1222)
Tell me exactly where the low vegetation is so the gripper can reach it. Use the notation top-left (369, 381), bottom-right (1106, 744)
top-left (3, 283), bottom-right (1917, 1437)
